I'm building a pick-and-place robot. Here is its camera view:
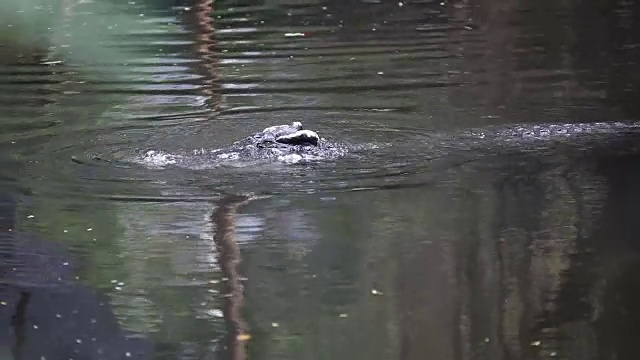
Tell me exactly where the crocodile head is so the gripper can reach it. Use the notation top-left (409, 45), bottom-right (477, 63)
top-left (255, 122), bottom-right (320, 147)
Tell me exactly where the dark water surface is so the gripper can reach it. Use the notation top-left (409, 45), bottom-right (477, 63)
top-left (2, 0), bottom-right (640, 359)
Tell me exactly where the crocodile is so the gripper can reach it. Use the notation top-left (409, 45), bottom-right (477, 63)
top-left (142, 121), bottom-right (350, 167)
top-left (251, 121), bottom-right (319, 147)
top-left (138, 120), bottom-right (640, 169)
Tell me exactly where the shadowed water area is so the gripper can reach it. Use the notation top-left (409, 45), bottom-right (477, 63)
top-left (1, 0), bottom-right (640, 359)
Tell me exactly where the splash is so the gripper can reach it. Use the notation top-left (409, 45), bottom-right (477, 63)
top-left (136, 150), bottom-right (182, 169)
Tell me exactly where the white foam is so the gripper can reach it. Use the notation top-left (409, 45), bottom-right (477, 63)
top-left (139, 150), bottom-right (182, 168)
top-left (277, 153), bottom-right (304, 164)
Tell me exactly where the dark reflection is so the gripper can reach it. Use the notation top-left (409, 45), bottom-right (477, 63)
top-left (570, 0), bottom-right (640, 117)
top-left (450, 0), bottom-right (640, 121)
top-left (10, 291), bottom-right (30, 360)
top-left (0, 192), bottom-right (152, 359)
top-left (391, 135), bottom-right (640, 360)
top-left (549, 151), bottom-right (640, 360)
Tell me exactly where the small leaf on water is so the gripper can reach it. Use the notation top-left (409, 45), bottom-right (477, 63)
top-left (237, 334), bottom-right (251, 341)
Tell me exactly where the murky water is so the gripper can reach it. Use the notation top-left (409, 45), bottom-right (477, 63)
top-left (1, 0), bottom-right (640, 359)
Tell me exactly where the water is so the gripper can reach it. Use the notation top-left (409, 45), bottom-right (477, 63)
top-left (1, 0), bottom-right (640, 359)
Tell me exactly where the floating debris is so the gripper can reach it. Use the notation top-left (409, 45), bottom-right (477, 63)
top-left (237, 334), bottom-right (251, 341)
top-left (371, 289), bottom-right (383, 296)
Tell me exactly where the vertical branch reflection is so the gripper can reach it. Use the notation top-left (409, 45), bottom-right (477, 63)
top-left (211, 195), bottom-right (253, 360)
top-left (10, 291), bottom-right (30, 360)
top-left (192, 0), bottom-right (223, 113)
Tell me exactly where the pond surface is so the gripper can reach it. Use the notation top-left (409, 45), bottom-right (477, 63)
top-left (1, 0), bottom-right (640, 359)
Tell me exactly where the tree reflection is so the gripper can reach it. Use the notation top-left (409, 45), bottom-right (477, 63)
top-left (211, 194), bottom-right (253, 360)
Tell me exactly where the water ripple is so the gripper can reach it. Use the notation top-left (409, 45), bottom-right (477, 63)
top-left (0, 0), bottom-right (634, 203)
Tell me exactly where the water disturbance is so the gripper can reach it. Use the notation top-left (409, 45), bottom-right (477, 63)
top-left (1, 0), bottom-right (640, 359)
